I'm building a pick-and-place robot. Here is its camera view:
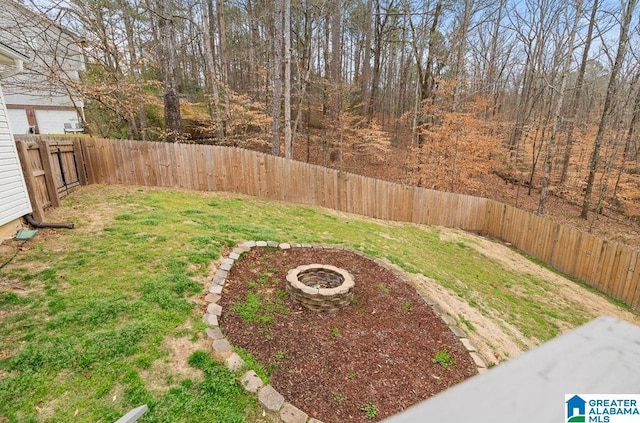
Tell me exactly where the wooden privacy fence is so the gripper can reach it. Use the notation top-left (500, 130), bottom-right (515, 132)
top-left (14, 136), bottom-right (87, 222)
top-left (18, 136), bottom-right (640, 312)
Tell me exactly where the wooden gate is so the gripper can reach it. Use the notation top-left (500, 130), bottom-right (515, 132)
top-left (14, 137), bottom-right (87, 222)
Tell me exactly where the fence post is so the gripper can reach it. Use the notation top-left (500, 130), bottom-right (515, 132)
top-left (37, 138), bottom-right (60, 207)
top-left (15, 140), bottom-right (45, 222)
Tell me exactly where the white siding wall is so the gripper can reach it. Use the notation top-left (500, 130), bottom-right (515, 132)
top-left (35, 109), bottom-right (78, 134)
top-left (6, 107), bottom-right (29, 134)
top-left (0, 82), bottom-right (32, 226)
top-left (0, 3), bottom-right (85, 110)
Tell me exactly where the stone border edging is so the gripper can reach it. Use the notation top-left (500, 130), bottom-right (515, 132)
top-left (202, 241), bottom-right (489, 423)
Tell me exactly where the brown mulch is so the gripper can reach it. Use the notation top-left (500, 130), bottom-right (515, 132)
top-left (218, 247), bottom-right (477, 423)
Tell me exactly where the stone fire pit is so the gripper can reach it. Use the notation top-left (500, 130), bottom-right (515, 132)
top-left (286, 264), bottom-right (355, 312)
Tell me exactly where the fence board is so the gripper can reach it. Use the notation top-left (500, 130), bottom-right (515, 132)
top-left (500, 206), bottom-right (516, 250)
top-left (140, 141), bottom-right (154, 186)
top-left (193, 144), bottom-right (206, 191)
top-left (612, 249), bottom-right (633, 301)
top-left (606, 247), bottom-right (624, 299)
top-left (36, 139), bottom-right (60, 207)
top-left (103, 138), bottom-right (117, 184)
top-left (72, 139), bottom-right (87, 187)
top-left (15, 140), bottom-right (44, 221)
top-left (541, 221), bottom-right (558, 265)
top-left (25, 142), bottom-right (50, 209)
top-left (139, 140), bottom-right (150, 186)
top-left (87, 139), bottom-right (103, 184)
top-left (486, 200), bottom-right (505, 237)
top-left (589, 239), bottom-right (606, 289)
top-left (632, 274), bottom-right (640, 310)
top-left (556, 225), bottom-right (577, 275)
top-left (620, 252), bottom-right (639, 305)
top-left (575, 234), bottom-right (596, 282)
top-left (600, 243), bottom-right (619, 296)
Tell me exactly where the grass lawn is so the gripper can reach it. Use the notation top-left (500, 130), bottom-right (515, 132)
top-left (0, 185), bottom-right (633, 422)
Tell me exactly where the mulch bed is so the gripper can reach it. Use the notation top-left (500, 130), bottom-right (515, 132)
top-left (218, 247), bottom-right (477, 422)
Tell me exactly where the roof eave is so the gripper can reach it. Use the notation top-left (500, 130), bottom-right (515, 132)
top-left (0, 41), bottom-right (29, 79)
top-left (0, 41), bottom-right (29, 63)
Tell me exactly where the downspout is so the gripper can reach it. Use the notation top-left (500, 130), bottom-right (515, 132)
top-left (24, 214), bottom-right (74, 230)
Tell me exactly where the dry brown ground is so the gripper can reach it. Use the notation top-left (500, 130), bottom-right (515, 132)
top-left (426, 227), bottom-right (640, 363)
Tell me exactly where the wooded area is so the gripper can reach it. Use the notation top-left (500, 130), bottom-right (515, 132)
top-left (16, 0), bottom-right (640, 223)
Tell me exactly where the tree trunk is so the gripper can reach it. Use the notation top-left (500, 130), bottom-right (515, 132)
top-left (452, 0), bottom-right (474, 110)
top-left (156, 0), bottom-right (183, 142)
top-left (119, 0), bottom-right (147, 140)
top-left (613, 71), bottom-right (640, 198)
top-left (246, 0), bottom-right (260, 101)
top-left (284, 0), bottom-right (292, 159)
top-left (330, 0), bottom-right (341, 121)
top-left (361, 0), bottom-right (373, 120)
top-left (560, 0), bottom-right (599, 184)
top-left (485, 0), bottom-right (506, 119)
top-left (201, 0), bottom-right (225, 140)
top-left (538, 0), bottom-right (582, 215)
top-left (216, 0), bottom-right (229, 85)
top-left (272, 0), bottom-right (283, 155)
top-left (368, 1), bottom-right (383, 124)
top-left (293, 2), bottom-right (313, 143)
top-left (421, 1), bottom-right (442, 104)
top-left (580, 0), bottom-right (637, 219)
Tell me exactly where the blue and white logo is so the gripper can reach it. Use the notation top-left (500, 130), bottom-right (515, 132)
top-left (567, 395), bottom-right (587, 422)
top-left (566, 394), bottom-right (640, 423)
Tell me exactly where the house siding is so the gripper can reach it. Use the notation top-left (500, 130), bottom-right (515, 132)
top-left (0, 1), bottom-right (85, 135)
top-left (6, 107), bottom-right (29, 134)
top-left (0, 82), bottom-right (31, 226)
top-left (34, 109), bottom-right (79, 134)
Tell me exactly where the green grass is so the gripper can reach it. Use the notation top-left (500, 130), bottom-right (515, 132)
top-left (231, 268), bottom-right (289, 326)
top-left (233, 347), bottom-right (270, 383)
top-left (458, 314), bottom-right (476, 331)
top-left (377, 283), bottom-right (390, 295)
top-left (231, 291), bottom-right (289, 325)
top-left (359, 401), bottom-right (379, 420)
top-left (401, 300), bottom-right (413, 312)
top-left (0, 185), bottom-right (623, 421)
top-left (432, 348), bottom-right (456, 369)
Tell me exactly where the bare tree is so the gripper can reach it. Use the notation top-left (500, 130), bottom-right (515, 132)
top-left (538, 0), bottom-right (582, 215)
top-left (155, 0), bottom-right (183, 142)
top-left (451, 0), bottom-right (476, 109)
top-left (272, 0), bottom-right (284, 155)
top-left (330, 0), bottom-right (341, 120)
top-left (216, 0), bottom-right (229, 84)
top-left (560, 0), bottom-right (600, 184)
top-left (201, 0), bottom-right (225, 140)
top-left (284, 0), bottom-right (292, 159)
top-left (118, 0), bottom-right (148, 140)
top-left (360, 0), bottom-right (373, 120)
top-left (407, 0), bottom-right (445, 145)
top-left (580, 0), bottom-right (638, 219)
